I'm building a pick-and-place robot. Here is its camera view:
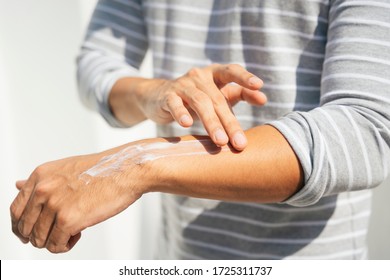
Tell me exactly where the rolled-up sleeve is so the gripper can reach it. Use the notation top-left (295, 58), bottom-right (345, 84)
top-left (270, 0), bottom-right (390, 206)
top-left (77, 0), bottom-right (148, 127)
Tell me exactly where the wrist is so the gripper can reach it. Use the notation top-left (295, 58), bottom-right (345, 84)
top-left (91, 138), bottom-right (172, 197)
top-left (132, 78), bottom-right (167, 113)
top-left (109, 77), bottom-right (161, 126)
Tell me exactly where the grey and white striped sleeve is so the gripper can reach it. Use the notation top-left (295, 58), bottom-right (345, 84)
top-left (76, 0), bottom-right (148, 127)
top-left (271, 0), bottom-right (390, 207)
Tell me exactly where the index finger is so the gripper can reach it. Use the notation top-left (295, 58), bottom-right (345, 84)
top-left (194, 81), bottom-right (248, 151)
top-left (16, 180), bottom-right (27, 190)
top-left (10, 177), bottom-right (37, 243)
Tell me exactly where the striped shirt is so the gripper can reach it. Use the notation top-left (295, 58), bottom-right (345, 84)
top-left (77, 0), bottom-right (390, 259)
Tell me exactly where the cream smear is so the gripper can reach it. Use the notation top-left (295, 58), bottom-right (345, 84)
top-left (80, 139), bottom-right (230, 181)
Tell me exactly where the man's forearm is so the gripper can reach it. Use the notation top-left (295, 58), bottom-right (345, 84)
top-left (132, 125), bottom-right (304, 203)
top-left (10, 124), bottom-right (303, 253)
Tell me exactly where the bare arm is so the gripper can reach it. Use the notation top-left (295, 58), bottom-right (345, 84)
top-left (10, 124), bottom-right (302, 253)
top-left (146, 125), bottom-right (303, 203)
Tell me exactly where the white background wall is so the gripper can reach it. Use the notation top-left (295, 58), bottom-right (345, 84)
top-left (0, 0), bottom-right (389, 259)
top-left (0, 0), bottom-right (159, 259)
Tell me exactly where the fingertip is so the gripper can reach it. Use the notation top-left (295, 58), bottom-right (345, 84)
top-left (242, 89), bottom-right (267, 106)
top-left (232, 131), bottom-right (247, 151)
top-left (257, 91), bottom-right (268, 105)
top-left (15, 180), bottom-right (27, 190)
top-left (214, 128), bottom-right (229, 146)
top-left (248, 76), bottom-right (263, 88)
top-left (179, 114), bottom-right (193, 127)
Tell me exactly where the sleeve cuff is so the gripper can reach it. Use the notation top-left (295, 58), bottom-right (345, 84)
top-left (268, 115), bottom-right (327, 207)
top-left (97, 68), bottom-right (140, 128)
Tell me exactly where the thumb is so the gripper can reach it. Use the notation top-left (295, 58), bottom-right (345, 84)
top-left (15, 180), bottom-right (27, 191)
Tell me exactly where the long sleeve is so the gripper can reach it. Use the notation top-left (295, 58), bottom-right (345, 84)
top-left (77, 0), bottom-right (148, 127)
top-left (270, 0), bottom-right (390, 207)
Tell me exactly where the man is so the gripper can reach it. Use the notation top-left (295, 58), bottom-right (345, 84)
top-left (11, 0), bottom-right (390, 259)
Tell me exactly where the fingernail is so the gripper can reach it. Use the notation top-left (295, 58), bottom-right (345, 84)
top-left (233, 132), bottom-right (247, 148)
top-left (214, 129), bottom-right (228, 143)
top-left (179, 114), bottom-right (191, 125)
top-left (249, 76), bottom-right (262, 86)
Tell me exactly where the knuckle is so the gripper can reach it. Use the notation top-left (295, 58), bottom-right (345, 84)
top-left (186, 67), bottom-right (203, 78)
top-left (56, 211), bottom-right (71, 229)
top-left (47, 237), bottom-right (70, 254)
top-left (46, 197), bottom-right (58, 211)
top-left (30, 237), bottom-right (38, 247)
top-left (185, 67), bottom-right (212, 81)
top-left (32, 237), bottom-right (46, 248)
top-left (34, 183), bottom-right (50, 198)
top-left (55, 217), bottom-right (67, 229)
top-left (225, 63), bottom-right (243, 72)
top-left (165, 94), bottom-right (178, 107)
top-left (47, 243), bottom-right (61, 254)
top-left (29, 238), bottom-right (37, 247)
top-left (33, 164), bottom-right (47, 177)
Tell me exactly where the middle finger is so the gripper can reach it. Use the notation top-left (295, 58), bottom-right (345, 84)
top-left (197, 82), bottom-right (247, 151)
top-left (30, 205), bottom-right (56, 248)
top-left (180, 88), bottom-right (229, 147)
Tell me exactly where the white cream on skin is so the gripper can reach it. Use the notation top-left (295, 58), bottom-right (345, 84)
top-left (80, 139), bottom-right (231, 182)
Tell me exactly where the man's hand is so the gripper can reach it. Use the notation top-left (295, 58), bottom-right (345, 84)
top-left (110, 64), bottom-right (266, 151)
top-left (10, 150), bottom-right (148, 253)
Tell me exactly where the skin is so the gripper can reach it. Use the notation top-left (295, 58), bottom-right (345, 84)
top-left (10, 126), bottom-right (303, 253)
top-left (10, 64), bottom-right (303, 253)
